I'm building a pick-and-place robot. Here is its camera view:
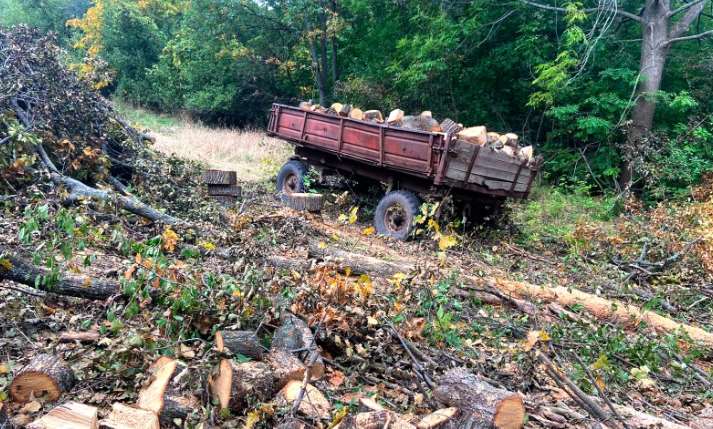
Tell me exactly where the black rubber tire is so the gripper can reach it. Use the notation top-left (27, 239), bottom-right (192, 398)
top-left (374, 190), bottom-right (421, 241)
top-left (276, 160), bottom-right (307, 200)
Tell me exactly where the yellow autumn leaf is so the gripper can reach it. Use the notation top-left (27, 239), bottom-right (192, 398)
top-left (438, 234), bottom-right (458, 251)
top-left (348, 206), bottom-right (359, 224)
top-left (0, 258), bottom-right (13, 271)
top-left (355, 274), bottom-right (373, 300)
top-left (329, 407), bottom-right (349, 428)
top-left (362, 226), bottom-right (376, 236)
top-left (538, 331), bottom-right (551, 341)
top-left (389, 272), bottom-right (407, 285)
top-left (243, 409), bottom-right (262, 429)
top-left (162, 227), bottom-right (179, 252)
top-left (595, 376), bottom-right (606, 391)
top-left (0, 363), bottom-right (9, 374)
top-left (427, 218), bottom-right (441, 234)
top-left (199, 241), bottom-right (216, 251)
top-left (318, 241), bottom-right (327, 249)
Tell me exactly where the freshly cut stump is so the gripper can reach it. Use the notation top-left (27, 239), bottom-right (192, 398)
top-left (1, 402), bottom-right (14, 429)
top-left (276, 380), bottom-right (331, 421)
top-left (208, 360), bottom-right (276, 413)
top-left (285, 193), bottom-right (323, 213)
top-left (336, 411), bottom-right (415, 429)
top-left (98, 403), bottom-right (158, 429)
top-left (215, 330), bottom-right (264, 359)
top-left (135, 356), bottom-right (197, 425)
top-left (27, 401), bottom-right (98, 429)
top-left (433, 368), bottom-right (524, 429)
top-left (10, 354), bottom-right (75, 403)
top-left (266, 349), bottom-right (306, 388)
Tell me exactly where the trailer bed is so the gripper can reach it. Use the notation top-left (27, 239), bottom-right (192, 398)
top-left (267, 103), bottom-right (538, 199)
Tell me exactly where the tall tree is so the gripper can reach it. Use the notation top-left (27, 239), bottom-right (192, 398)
top-left (522, 0), bottom-right (713, 192)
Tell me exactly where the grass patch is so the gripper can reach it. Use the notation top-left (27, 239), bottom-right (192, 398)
top-left (113, 98), bottom-right (180, 132)
top-left (509, 186), bottom-right (618, 250)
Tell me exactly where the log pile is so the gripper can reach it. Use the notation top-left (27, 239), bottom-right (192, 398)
top-left (298, 101), bottom-right (536, 166)
top-left (202, 169), bottom-right (241, 206)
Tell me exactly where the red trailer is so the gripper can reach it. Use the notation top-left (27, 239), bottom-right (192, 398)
top-left (267, 103), bottom-right (539, 239)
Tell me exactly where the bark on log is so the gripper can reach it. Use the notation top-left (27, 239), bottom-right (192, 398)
top-left (136, 357), bottom-right (198, 427)
top-left (202, 170), bottom-right (237, 186)
top-left (363, 110), bottom-right (384, 122)
top-left (208, 359), bottom-right (276, 413)
top-left (285, 193), bottom-right (323, 212)
top-left (98, 403), bottom-right (159, 429)
top-left (476, 276), bottom-right (713, 349)
top-left (271, 314), bottom-right (325, 380)
top-left (339, 104), bottom-right (352, 117)
top-left (307, 245), bottom-right (415, 278)
top-left (335, 411), bottom-right (416, 429)
top-left (27, 401), bottom-right (98, 429)
top-left (207, 185), bottom-right (242, 197)
top-left (1, 255), bottom-right (119, 300)
top-left (387, 109), bottom-right (405, 124)
top-left (215, 330), bottom-right (264, 359)
top-left (433, 368), bottom-right (524, 429)
top-left (10, 354), bottom-right (75, 403)
top-left (266, 349), bottom-right (307, 389)
top-left (0, 402), bottom-right (14, 429)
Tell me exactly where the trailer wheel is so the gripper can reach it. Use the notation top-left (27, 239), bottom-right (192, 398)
top-left (374, 191), bottom-right (421, 241)
top-left (276, 160), bottom-right (307, 199)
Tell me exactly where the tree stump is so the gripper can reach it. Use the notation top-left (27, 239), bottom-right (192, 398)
top-left (208, 360), bottom-right (276, 413)
top-left (215, 330), bottom-right (264, 359)
top-left (285, 193), bottom-right (323, 213)
top-left (266, 349), bottom-right (306, 389)
top-left (136, 357), bottom-right (198, 426)
top-left (202, 170), bottom-right (237, 185)
top-left (26, 402), bottom-right (98, 429)
top-left (271, 314), bottom-right (325, 380)
top-left (432, 368), bottom-right (524, 429)
top-left (98, 403), bottom-right (159, 429)
top-left (10, 354), bottom-right (75, 403)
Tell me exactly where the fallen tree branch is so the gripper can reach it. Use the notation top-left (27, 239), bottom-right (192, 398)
top-left (0, 254), bottom-right (120, 300)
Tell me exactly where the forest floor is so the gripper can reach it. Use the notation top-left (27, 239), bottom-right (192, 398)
top-left (2, 104), bottom-right (712, 428)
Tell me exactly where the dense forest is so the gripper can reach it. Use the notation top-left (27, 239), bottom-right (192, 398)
top-left (3, 0), bottom-right (713, 200)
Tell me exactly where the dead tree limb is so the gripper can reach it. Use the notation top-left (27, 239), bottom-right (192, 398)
top-left (0, 254), bottom-right (119, 300)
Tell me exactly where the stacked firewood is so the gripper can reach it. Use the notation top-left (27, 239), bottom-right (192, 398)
top-left (202, 169), bottom-right (241, 205)
top-left (299, 101), bottom-right (535, 166)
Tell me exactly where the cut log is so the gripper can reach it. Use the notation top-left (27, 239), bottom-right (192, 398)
top-left (58, 331), bottom-right (99, 344)
top-left (10, 354), bottom-right (75, 403)
top-left (518, 146), bottom-right (533, 163)
top-left (299, 101), bottom-right (314, 111)
top-left (420, 111), bottom-right (432, 118)
top-left (387, 109), bottom-right (404, 124)
top-left (401, 115), bottom-right (439, 132)
top-left (136, 357), bottom-right (198, 426)
top-left (271, 314), bottom-right (325, 380)
top-left (276, 380), bottom-right (331, 421)
top-left (330, 103), bottom-right (344, 115)
top-left (501, 133), bottom-right (519, 148)
top-left (349, 108), bottom-right (364, 121)
top-left (458, 127), bottom-right (488, 145)
top-left (285, 193), bottom-right (323, 213)
top-left (500, 146), bottom-right (515, 157)
top-left (1, 402), bottom-right (14, 429)
top-left (307, 244), bottom-right (415, 277)
top-left (27, 402), bottom-right (98, 429)
top-left (417, 408), bottom-right (458, 429)
top-left (477, 277), bottom-right (713, 349)
top-left (208, 359), bottom-right (276, 413)
top-left (215, 330), bottom-right (264, 359)
top-left (336, 411), bottom-right (416, 429)
top-left (98, 403), bottom-right (159, 429)
top-left (433, 368), bottom-right (524, 429)
top-left (266, 349), bottom-right (306, 388)
top-left (339, 104), bottom-right (352, 117)
top-left (487, 132), bottom-right (501, 145)
top-left (440, 119), bottom-right (463, 136)
top-left (1, 255), bottom-right (119, 300)
top-left (207, 185), bottom-right (242, 197)
top-left (202, 170), bottom-right (237, 186)
top-left (363, 110), bottom-right (384, 122)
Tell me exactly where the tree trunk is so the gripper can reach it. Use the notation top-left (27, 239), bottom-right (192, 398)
top-left (27, 402), bottom-right (98, 429)
top-left (1, 254), bottom-right (120, 300)
top-left (208, 360), bottom-right (276, 413)
top-left (266, 349), bottom-right (307, 389)
top-left (433, 368), bottom-right (525, 429)
top-left (308, 34), bottom-right (327, 106)
top-left (271, 314), bottom-right (325, 380)
top-left (10, 354), bottom-right (76, 403)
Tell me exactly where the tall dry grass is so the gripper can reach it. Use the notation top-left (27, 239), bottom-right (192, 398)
top-left (152, 123), bottom-right (293, 183)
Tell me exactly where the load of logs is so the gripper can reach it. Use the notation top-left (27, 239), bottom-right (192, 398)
top-left (3, 313), bottom-right (527, 429)
top-left (298, 101), bottom-right (536, 167)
